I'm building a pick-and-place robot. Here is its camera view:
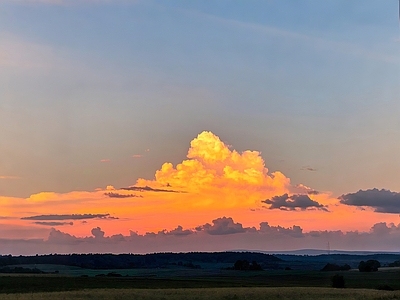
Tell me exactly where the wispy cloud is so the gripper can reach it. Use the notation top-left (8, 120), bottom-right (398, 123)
top-left (7, 0), bottom-right (132, 5)
top-left (0, 176), bottom-right (20, 180)
top-left (172, 5), bottom-right (399, 64)
top-left (121, 186), bottom-right (183, 193)
top-left (0, 33), bottom-right (58, 70)
top-left (34, 221), bottom-right (73, 226)
top-left (21, 214), bottom-right (117, 221)
top-left (301, 166), bottom-right (317, 172)
top-left (104, 192), bottom-right (141, 198)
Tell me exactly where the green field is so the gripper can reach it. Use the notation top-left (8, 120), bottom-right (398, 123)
top-left (0, 261), bottom-right (399, 300)
top-left (0, 267), bottom-right (399, 294)
top-left (0, 287), bottom-right (399, 300)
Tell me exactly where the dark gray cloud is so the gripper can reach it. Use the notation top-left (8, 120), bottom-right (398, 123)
top-left (34, 221), bottom-right (73, 226)
top-left (262, 193), bottom-right (327, 211)
top-left (166, 225), bottom-right (193, 236)
top-left (259, 222), bottom-right (304, 237)
top-left (339, 188), bottom-right (400, 213)
top-left (21, 214), bottom-right (117, 221)
top-left (158, 225), bottom-right (193, 237)
top-left (48, 228), bottom-right (79, 244)
top-left (91, 227), bottom-right (105, 239)
top-left (370, 222), bottom-right (392, 235)
top-left (104, 192), bottom-right (142, 198)
top-left (301, 166), bottom-right (317, 171)
top-left (307, 190), bottom-right (320, 195)
top-left (121, 186), bottom-right (182, 193)
top-left (196, 217), bottom-right (248, 235)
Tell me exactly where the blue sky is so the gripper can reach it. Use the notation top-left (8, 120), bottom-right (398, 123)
top-left (1, 0), bottom-right (399, 198)
top-left (2, 0), bottom-right (400, 254)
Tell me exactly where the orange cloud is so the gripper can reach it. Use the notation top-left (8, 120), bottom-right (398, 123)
top-left (137, 131), bottom-right (291, 197)
top-left (2, 131), bottom-right (399, 242)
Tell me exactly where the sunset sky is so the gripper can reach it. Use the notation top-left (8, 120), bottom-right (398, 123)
top-left (1, 0), bottom-right (400, 255)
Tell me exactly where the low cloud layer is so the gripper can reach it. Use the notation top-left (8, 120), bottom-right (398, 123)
top-left (2, 216), bottom-right (400, 255)
top-left (262, 194), bottom-right (327, 211)
top-left (339, 188), bottom-right (400, 213)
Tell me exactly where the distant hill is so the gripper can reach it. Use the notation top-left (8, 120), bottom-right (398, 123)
top-left (235, 249), bottom-right (400, 256)
top-left (0, 252), bottom-right (282, 270)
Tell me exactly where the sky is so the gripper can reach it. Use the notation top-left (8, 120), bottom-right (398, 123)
top-left (0, 0), bottom-right (400, 255)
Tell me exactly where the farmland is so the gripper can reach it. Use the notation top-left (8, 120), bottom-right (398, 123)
top-left (0, 267), bottom-right (399, 293)
top-left (0, 252), bottom-right (399, 299)
top-left (0, 287), bottom-right (399, 300)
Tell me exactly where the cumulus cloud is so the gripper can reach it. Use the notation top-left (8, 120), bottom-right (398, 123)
top-left (21, 214), bottom-right (116, 220)
top-left (160, 225), bottom-right (193, 237)
top-left (370, 222), bottom-right (393, 235)
top-left (262, 194), bottom-right (327, 211)
top-left (91, 227), bottom-right (105, 239)
top-left (339, 188), bottom-right (400, 213)
top-left (34, 221), bottom-right (73, 226)
top-left (259, 222), bottom-right (303, 237)
top-left (196, 217), bottom-right (249, 235)
top-left (136, 131), bottom-right (291, 192)
top-left (48, 228), bottom-right (79, 244)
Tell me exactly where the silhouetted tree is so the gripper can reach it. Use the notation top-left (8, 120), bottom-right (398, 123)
top-left (331, 274), bottom-right (345, 288)
top-left (321, 263), bottom-right (351, 271)
top-left (233, 260), bottom-right (262, 270)
top-left (358, 260), bottom-right (380, 272)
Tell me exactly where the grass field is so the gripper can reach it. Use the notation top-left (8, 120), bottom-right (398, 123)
top-left (0, 268), bottom-right (399, 294)
top-left (0, 287), bottom-right (399, 300)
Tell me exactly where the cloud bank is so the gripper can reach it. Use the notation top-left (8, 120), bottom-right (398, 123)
top-left (2, 216), bottom-right (400, 255)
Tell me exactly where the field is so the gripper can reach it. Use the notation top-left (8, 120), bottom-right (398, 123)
top-left (0, 287), bottom-right (399, 300)
top-left (0, 268), bottom-right (399, 293)
top-left (1, 254), bottom-right (399, 299)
